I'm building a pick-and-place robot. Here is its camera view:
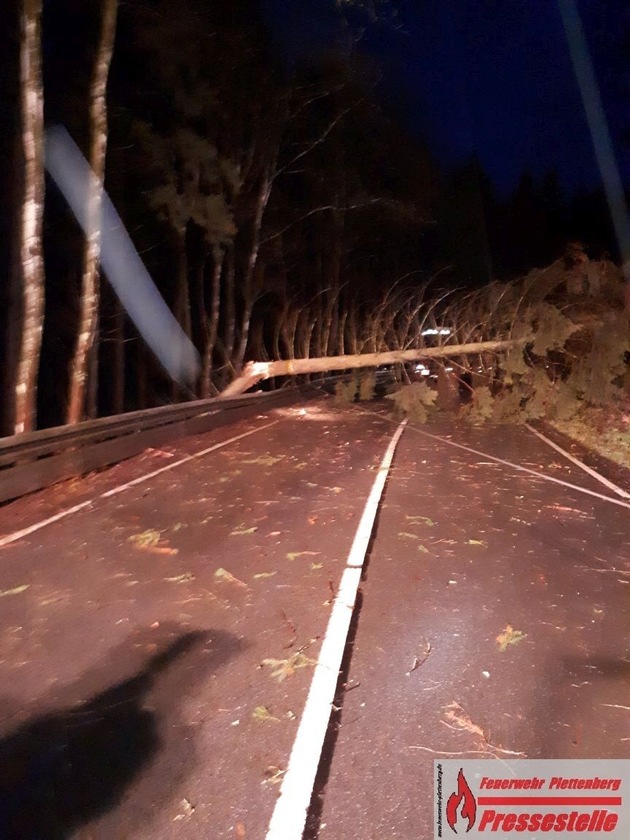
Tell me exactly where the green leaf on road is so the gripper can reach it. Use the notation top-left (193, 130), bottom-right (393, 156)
top-left (253, 705), bottom-right (280, 723)
top-left (496, 625), bottom-right (527, 652)
top-left (129, 529), bottom-right (178, 554)
top-left (129, 529), bottom-right (161, 547)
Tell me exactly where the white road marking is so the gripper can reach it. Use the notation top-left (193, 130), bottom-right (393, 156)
top-left (265, 420), bottom-right (407, 840)
top-left (0, 420), bottom-right (281, 549)
top-left (525, 423), bottom-right (630, 500)
top-left (407, 425), bottom-right (630, 511)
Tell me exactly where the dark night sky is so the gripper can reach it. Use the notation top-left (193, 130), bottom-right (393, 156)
top-left (260, 0), bottom-right (630, 197)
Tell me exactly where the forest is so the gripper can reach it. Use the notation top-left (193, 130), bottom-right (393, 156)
top-left (0, 0), bottom-right (626, 438)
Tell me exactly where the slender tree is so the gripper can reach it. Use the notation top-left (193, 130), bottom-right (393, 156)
top-left (14, 0), bottom-right (45, 434)
top-left (66, 0), bottom-right (118, 424)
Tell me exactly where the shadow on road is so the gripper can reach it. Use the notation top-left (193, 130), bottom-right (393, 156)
top-left (0, 623), bottom-right (241, 838)
top-left (542, 653), bottom-right (630, 758)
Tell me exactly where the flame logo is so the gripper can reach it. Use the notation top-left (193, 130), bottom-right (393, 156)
top-left (446, 769), bottom-right (477, 833)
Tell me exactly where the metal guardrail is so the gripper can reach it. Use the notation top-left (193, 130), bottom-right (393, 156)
top-left (0, 388), bottom-right (299, 505)
top-left (0, 370), bottom-right (393, 505)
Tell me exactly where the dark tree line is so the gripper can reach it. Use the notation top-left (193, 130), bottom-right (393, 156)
top-left (434, 159), bottom-right (622, 287)
top-left (0, 0), bottom-right (618, 435)
top-left (2, 0), bottom-right (438, 432)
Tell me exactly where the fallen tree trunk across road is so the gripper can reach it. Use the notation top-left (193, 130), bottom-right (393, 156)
top-left (219, 338), bottom-right (527, 397)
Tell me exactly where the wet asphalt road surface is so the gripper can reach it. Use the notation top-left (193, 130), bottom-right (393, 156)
top-left (314, 418), bottom-right (630, 839)
top-left (0, 398), bottom-right (628, 839)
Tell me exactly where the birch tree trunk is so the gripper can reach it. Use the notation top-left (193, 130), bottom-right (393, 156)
top-left (233, 172), bottom-right (273, 372)
top-left (14, 0), bottom-right (45, 435)
top-left (66, 0), bottom-right (118, 424)
top-left (86, 315), bottom-right (100, 418)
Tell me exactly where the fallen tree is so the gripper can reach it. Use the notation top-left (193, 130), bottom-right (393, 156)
top-left (218, 338), bottom-right (526, 397)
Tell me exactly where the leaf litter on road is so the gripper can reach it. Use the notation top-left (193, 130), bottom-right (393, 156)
top-left (165, 573), bottom-right (195, 584)
top-left (215, 568), bottom-right (247, 587)
top-left (241, 454), bottom-right (284, 467)
top-left (252, 705), bottom-right (280, 723)
top-left (496, 625), bottom-right (528, 651)
top-left (286, 551), bottom-right (319, 561)
top-left (263, 766), bottom-right (286, 785)
top-left (0, 584), bottom-right (30, 598)
top-left (261, 652), bottom-right (316, 682)
top-left (407, 640), bottom-right (432, 675)
top-left (406, 515), bottom-right (436, 526)
top-left (440, 701), bottom-right (526, 758)
top-left (129, 529), bottom-right (178, 555)
top-left (173, 798), bottom-right (195, 822)
top-left (442, 701), bottom-right (485, 740)
top-left (230, 525), bottom-right (258, 536)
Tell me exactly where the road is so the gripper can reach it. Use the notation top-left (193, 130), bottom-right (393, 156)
top-left (0, 397), bottom-right (628, 839)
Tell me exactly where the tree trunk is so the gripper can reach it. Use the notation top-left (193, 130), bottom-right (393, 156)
top-left (86, 313), bottom-right (99, 418)
top-left (171, 228), bottom-right (190, 402)
top-left (219, 338), bottom-right (528, 397)
top-left (14, 0), bottom-right (45, 435)
top-left (136, 339), bottom-right (147, 410)
top-left (200, 247), bottom-right (223, 398)
top-left (222, 244), bottom-right (236, 374)
top-left (112, 299), bottom-right (125, 414)
top-left (66, 0), bottom-right (118, 424)
top-left (437, 365), bottom-right (461, 411)
top-left (337, 306), bottom-right (348, 356)
top-left (234, 171), bottom-right (273, 371)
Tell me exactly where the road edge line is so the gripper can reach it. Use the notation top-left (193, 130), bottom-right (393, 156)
top-left (404, 424), bottom-right (630, 511)
top-left (0, 420), bottom-right (281, 550)
top-left (265, 419), bottom-right (407, 840)
top-left (525, 423), bottom-right (630, 500)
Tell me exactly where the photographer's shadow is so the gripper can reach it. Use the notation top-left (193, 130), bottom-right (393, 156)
top-left (0, 623), bottom-right (242, 838)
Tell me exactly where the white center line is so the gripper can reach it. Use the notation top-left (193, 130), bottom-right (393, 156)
top-left (265, 419), bottom-right (407, 840)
